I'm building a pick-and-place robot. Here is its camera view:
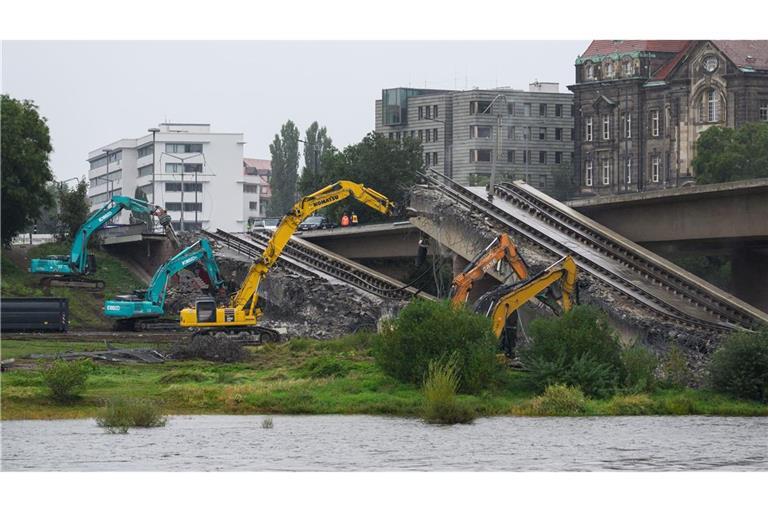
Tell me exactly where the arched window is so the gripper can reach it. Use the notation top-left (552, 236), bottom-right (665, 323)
top-left (622, 59), bottom-right (633, 76)
top-left (605, 60), bottom-right (614, 78)
top-left (585, 62), bottom-right (594, 80)
top-left (698, 88), bottom-right (723, 123)
top-left (707, 89), bottom-right (720, 122)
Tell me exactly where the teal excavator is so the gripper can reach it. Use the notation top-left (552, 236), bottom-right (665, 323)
top-left (104, 238), bottom-right (225, 331)
top-left (29, 195), bottom-right (178, 290)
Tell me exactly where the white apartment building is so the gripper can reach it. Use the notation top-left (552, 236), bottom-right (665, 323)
top-left (87, 123), bottom-right (268, 232)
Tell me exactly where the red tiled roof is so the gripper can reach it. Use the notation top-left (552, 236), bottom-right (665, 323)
top-left (652, 41), bottom-right (697, 80)
top-left (581, 40), bottom-right (690, 58)
top-left (712, 40), bottom-right (768, 71)
top-left (243, 158), bottom-right (271, 170)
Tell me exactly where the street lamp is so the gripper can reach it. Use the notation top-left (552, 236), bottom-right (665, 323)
top-left (161, 152), bottom-right (202, 231)
top-left (147, 128), bottom-right (160, 204)
top-left (479, 94), bottom-right (509, 200)
top-left (102, 149), bottom-right (113, 200)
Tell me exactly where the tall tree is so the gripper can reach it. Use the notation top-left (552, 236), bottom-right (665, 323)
top-left (1, 94), bottom-right (54, 246)
top-left (268, 120), bottom-right (300, 216)
top-left (58, 180), bottom-right (89, 241)
top-left (298, 122), bottom-right (335, 196)
top-left (693, 123), bottom-right (768, 184)
top-left (318, 132), bottom-right (423, 223)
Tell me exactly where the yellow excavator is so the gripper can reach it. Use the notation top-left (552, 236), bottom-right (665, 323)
top-left (179, 180), bottom-right (396, 342)
top-left (449, 233), bottom-right (529, 306)
top-left (474, 255), bottom-right (577, 355)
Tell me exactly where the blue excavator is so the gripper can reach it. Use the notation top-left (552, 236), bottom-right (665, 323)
top-left (104, 238), bottom-right (225, 331)
top-left (29, 195), bottom-right (179, 290)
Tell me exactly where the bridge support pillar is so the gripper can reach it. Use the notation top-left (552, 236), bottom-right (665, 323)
top-left (732, 248), bottom-right (768, 313)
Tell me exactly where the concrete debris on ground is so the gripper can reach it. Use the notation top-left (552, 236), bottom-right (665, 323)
top-left (30, 349), bottom-right (166, 364)
top-left (164, 232), bottom-right (406, 340)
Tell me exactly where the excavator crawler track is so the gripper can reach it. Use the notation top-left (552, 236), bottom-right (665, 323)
top-left (40, 276), bottom-right (105, 291)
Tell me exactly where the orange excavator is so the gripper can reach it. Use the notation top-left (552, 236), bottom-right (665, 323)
top-left (449, 233), bottom-right (529, 305)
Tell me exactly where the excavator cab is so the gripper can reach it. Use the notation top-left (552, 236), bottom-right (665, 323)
top-left (194, 297), bottom-right (217, 324)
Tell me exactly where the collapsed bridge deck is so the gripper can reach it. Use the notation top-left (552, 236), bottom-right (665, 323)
top-left (412, 170), bottom-right (768, 336)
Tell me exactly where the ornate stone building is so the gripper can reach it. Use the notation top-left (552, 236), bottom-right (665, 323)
top-left (569, 40), bottom-right (768, 195)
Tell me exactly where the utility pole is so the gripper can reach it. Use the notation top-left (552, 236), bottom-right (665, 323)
top-left (147, 127), bottom-right (160, 231)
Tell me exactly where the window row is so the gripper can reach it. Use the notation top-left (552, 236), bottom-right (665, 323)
top-left (584, 155), bottom-right (664, 186)
top-left (165, 143), bottom-right (203, 154)
top-left (90, 188), bottom-right (123, 204)
top-left (425, 152), bottom-right (439, 166)
top-left (89, 170), bottom-right (122, 188)
top-left (470, 149), bottom-right (571, 165)
top-left (165, 162), bottom-right (203, 173)
top-left (505, 126), bottom-right (575, 141)
top-left (583, 113), bottom-right (638, 141)
top-left (582, 58), bottom-right (639, 81)
top-left (89, 150), bottom-right (122, 170)
top-left (165, 202), bottom-right (203, 212)
top-left (137, 144), bottom-right (154, 158)
top-left (165, 182), bottom-right (203, 192)
top-left (417, 104), bottom-right (440, 120)
top-left (243, 184), bottom-right (260, 194)
top-left (388, 128), bottom-right (439, 142)
top-left (138, 164), bottom-right (154, 177)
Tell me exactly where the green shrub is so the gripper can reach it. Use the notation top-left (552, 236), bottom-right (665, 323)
top-left (607, 394), bottom-right (656, 415)
top-left (95, 398), bottom-right (167, 433)
top-left (520, 305), bottom-right (624, 398)
top-left (157, 370), bottom-right (209, 384)
top-left (41, 359), bottom-right (92, 403)
top-left (525, 384), bottom-right (588, 416)
top-left (621, 345), bottom-right (658, 393)
top-left (661, 344), bottom-right (691, 389)
top-left (708, 330), bottom-right (768, 402)
top-left (374, 299), bottom-right (498, 393)
top-left (657, 395), bottom-right (696, 415)
top-left (422, 353), bottom-right (475, 424)
top-left (302, 355), bottom-right (350, 378)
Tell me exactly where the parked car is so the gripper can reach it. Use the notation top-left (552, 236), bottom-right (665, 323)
top-left (297, 215), bottom-right (334, 231)
top-left (252, 217), bottom-right (281, 232)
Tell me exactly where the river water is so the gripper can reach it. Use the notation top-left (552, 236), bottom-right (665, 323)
top-left (2, 415), bottom-right (766, 471)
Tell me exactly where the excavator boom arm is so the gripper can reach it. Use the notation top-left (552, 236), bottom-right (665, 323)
top-left (144, 239), bottom-right (224, 306)
top-left (231, 181), bottom-right (395, 313)
top-left (488, 255), bottom-right (577, 338)
top-left (450, 234), bottom-right (528, 305)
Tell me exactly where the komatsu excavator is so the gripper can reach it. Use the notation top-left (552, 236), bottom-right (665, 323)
top-left (104, 238), bottom-right (225, 331)
top-left (178, 181), bottom-right (396, 343)
top-left (474, 255), bottom-right (578, 355)
top-left (449, 233), bottom-right (529, 305)
top-left (29, 195), bottom-right (179, 290)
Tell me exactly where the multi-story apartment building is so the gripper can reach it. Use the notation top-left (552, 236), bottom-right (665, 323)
top-left (569, 40), bottom-right (768, 196)
top-left (374, 83), bottom-right (575, 194)
top-left (87, 123), bottom-right (268, 232)
top-left (242, 158), bottom-right (272, 224)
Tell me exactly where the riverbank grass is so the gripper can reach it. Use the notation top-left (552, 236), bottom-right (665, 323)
top-left (2, 337), bottom-right (768, 420)
top-left (95, 397), bottom-right (167, 433)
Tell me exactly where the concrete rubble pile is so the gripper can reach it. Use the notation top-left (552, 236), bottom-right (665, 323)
top-left (411, 186), bottom-right (722, 373)
top-left (161, 233), bottom-right (404, 339)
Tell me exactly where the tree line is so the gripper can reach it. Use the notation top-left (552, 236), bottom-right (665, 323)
top-left (267, 120), bottom-right (424, 223)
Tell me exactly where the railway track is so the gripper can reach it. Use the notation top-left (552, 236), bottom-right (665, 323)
top-left (204, 229), bottom-right (427, 301)
top-left (417, 169), bottom-right (767, 333)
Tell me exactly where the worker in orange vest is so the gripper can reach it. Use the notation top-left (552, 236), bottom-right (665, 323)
top-left (351, 211), bottom-right (359, 225)
top-left (341, 212), bottom-right (350, 227)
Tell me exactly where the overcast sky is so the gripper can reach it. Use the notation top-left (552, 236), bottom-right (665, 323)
top-left (2, 41), bottom-right (588, 181)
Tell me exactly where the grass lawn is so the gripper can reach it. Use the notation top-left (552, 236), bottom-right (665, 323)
top-left (2, 335), bottom-right (767, 421)
top-left (1, 242), bottom-right (145, 330)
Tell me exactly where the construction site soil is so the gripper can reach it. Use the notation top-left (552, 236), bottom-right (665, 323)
top-left (410, 186), bottom-right (724, 377)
